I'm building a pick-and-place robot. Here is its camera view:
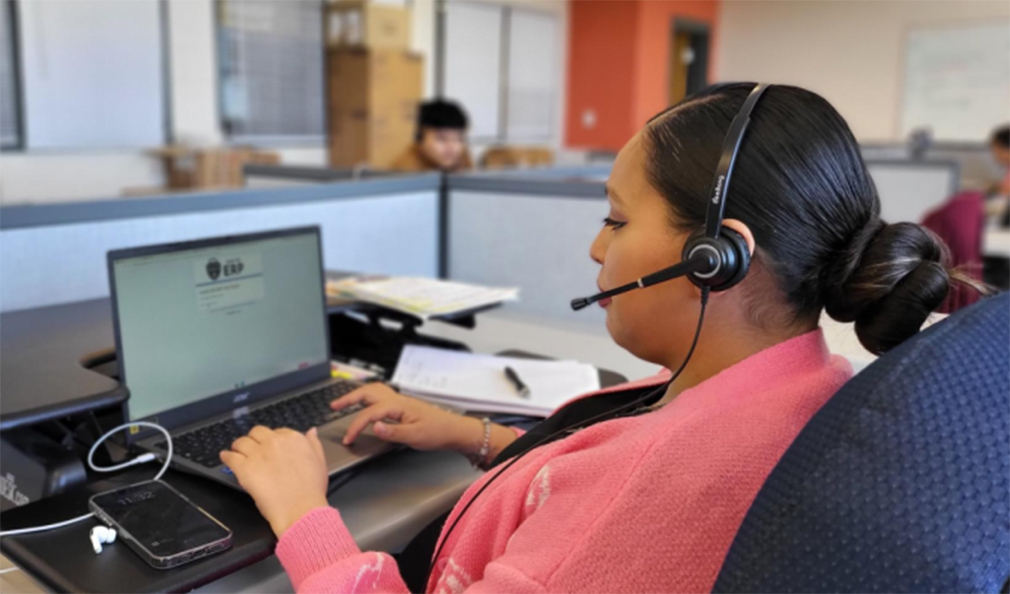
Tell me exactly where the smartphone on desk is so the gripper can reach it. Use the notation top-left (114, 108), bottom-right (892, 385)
top-left (88, 480), bottom-right (232, 569)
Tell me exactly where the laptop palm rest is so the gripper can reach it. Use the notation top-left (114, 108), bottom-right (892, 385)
top-left (318, 418), bottom-right (394, 473)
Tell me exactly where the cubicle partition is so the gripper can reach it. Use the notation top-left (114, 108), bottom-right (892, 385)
top-left (861, 141), bottom-right (1000, 191)
top-left (0, 175), bottom-right (442, 313)
top-left (923, 144), bottom-right (1003, 190)
top-left (860, 143), bottom-right (912, 162)
top-left (446, 171), bottom-right (610, 325)
top-left (864, 159), bottom-right (959, 223)
top-left (242, 164), bottom-right (400, 189)
top-left (442, 160), bottom-right (966, 324)
top-left (242, 164), bottom-right (614, 325)
top-left (1, 158), bottom-right (971, 319)
top-left (243, 164), bottom-right (358, 189)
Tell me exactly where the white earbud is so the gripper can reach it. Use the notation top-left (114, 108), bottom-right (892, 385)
top-left (89, 526), bottom-right (117, 554)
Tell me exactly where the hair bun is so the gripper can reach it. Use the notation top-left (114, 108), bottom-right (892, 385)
top-left (824, 222), bottom-right (951, 355)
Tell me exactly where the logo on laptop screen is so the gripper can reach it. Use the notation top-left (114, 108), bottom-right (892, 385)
top-left (195, 252), bottom-right (263, 312)
top-left (206, 258), bottom-right (221, 281)
top-left (206, 257), bottom-right (246, 281)
top-left (223, 258), bottom-right (244, 277)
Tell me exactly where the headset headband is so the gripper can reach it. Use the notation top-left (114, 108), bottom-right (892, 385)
top-left (704, 83), bottom-right (770, 240)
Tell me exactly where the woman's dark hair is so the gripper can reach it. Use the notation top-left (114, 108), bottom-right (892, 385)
top-left (643, 83), bottom-right (985, 355)
top-left (992, 125), bottom-right (1010, 149)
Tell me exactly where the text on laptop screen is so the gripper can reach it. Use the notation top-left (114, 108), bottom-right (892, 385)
top-left (112, 233), bottom-right (328, 421)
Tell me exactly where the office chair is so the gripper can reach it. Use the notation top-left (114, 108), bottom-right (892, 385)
top-left (713, 293), bottom-right (1010, 593)
top-left (921, 191), bottom-right (987, 313)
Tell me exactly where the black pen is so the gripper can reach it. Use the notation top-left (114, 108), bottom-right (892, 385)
top-left (503, 366), bottom-right (531, 399)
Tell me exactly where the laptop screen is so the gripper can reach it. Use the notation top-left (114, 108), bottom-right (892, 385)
top-left (111, 230), bottom-right (329, 421)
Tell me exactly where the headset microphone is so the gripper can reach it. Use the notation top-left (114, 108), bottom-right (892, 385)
top-left (570, 249), bottom-right (718, 311)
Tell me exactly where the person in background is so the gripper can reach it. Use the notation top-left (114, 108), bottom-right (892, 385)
top-left (986, 125), bottom-right (1010, 227)
top-left (391, 99), bottom-right (473, 173)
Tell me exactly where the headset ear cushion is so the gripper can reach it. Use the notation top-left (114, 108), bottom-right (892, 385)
top-left (682, 227), bottom-right (752, 292)
top-left (717, 227), bottom-right (751, 291)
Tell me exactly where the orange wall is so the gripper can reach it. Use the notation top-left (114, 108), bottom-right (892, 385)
top-left (564, 0), bottom-right (640, 151)
top-left (565, 0), bottom-right (721, 152)
top-left (633, 1), bottom-right (720, 130)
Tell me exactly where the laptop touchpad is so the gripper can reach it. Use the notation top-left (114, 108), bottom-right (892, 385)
top-left (317, 422), bottom-right (391, 460)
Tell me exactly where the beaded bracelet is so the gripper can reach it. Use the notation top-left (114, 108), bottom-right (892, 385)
top-left (468, 417), bottom-right (492, 470)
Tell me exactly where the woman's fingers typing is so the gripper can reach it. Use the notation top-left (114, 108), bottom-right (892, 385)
top-left (230, 435), bottom-right (258, 456)
top-left (330, 382), bottom-right (393, 411)
top-left (342, 404), bottom-right (404, 445)
top-left (326, 383), bottom-right (487, 453)
top-left (306, 427), bottom-right (326, 462)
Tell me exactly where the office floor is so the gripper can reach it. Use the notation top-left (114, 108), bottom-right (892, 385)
top-left (1, 556), bottom-right (38, 592)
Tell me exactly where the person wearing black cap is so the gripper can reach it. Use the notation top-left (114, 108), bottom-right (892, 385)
top-left (391, 99), bottom-right (473, 172)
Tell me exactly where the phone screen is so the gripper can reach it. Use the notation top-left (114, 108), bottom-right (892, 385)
top-left (90, 481), bottom-right (230, 560)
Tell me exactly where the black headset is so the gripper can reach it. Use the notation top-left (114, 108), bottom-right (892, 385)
top-left (428, 84), bottom-right (772, 586)
top-left (571, 83), bottom-right (770, 311)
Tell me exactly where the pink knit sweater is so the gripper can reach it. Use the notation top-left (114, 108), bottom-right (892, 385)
top-left (276, 330), bottom-right (851, 593)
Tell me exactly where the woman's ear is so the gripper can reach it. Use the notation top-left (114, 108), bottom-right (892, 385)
top-left (722, 219), bottom-right (755, 256)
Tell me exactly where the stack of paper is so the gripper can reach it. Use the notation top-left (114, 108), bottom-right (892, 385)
top-left (391, 345), bottom-right (601, 416)
top-left (327, 276), bottom-right (519, 320)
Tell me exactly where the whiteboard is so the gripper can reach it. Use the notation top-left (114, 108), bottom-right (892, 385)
top-left (18, 0), bottom-right (165, 149)
top-left (900, 23), bottom-right (1010, 142)
top-left (445, 2), bottom-right (502, 139)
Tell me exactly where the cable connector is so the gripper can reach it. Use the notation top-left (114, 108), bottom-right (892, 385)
top-left (132, 453), bottom-right (158, 465)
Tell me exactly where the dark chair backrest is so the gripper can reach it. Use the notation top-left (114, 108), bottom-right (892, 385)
top-left (713, 293), bottom-right (1010, 593)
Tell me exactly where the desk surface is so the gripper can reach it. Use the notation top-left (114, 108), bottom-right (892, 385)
top-left (1, 448), bottom-right (480, 593)
top-left (0, 298), bottom-right (126, 431)
top-left (0, 297), bottom-right (637, 593)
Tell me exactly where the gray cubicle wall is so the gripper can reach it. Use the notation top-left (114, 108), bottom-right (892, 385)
top-left (243, 164), bottom-right (399, 189)
top-left (447, 172), bottom-right (611, 325)
top-left (860, 143), bottom-right (911, 162)
top-left (861, 142), bottom-right (1000, 191)
top-left (864, 159), bottom-right (959, 224)
top-left (0, 175), bottom-right (442, 313)
top-left (443, 160), bottom-right (959, 325)
top-left (924, 144), bottom-right (1003, 190)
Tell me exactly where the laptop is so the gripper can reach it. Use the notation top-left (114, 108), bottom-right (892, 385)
top-left (107, 226), bottom-right (394, 490)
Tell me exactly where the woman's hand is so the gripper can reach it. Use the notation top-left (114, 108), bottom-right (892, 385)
top-left (333, 382), bottom-right (484, 454)
top-left (220, 426), bottom-right (329, 539)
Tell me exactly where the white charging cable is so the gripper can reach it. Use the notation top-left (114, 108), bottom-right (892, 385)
top-left (86, 421), bottom-right (172, 481)
top-left (0, 422), bottom-right (172, 538)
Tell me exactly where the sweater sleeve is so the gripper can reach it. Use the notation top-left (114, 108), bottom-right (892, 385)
top-left (275, 507), bottom-right (547, 594)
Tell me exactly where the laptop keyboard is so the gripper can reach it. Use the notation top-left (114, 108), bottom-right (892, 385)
top-left (153, 381), bottom-right (365, 469)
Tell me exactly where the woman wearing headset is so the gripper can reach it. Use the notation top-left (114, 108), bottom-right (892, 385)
top-left (221, 84), bottom-right (980, 593)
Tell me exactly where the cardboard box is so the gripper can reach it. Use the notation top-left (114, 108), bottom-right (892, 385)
top-left (480, 146), bottom-right (556, 170)
top-left (327, 0), bottom-right (411, 50)
top-left (328, 48), bottom-right (423, 168)
top-left (147, 146), bottom-right (280, 190)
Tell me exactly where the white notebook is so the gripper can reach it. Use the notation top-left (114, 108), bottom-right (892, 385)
top-left (391, 346), bottom-right (601, 416)
top-left (327, 276), bottom-right (519, 320)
